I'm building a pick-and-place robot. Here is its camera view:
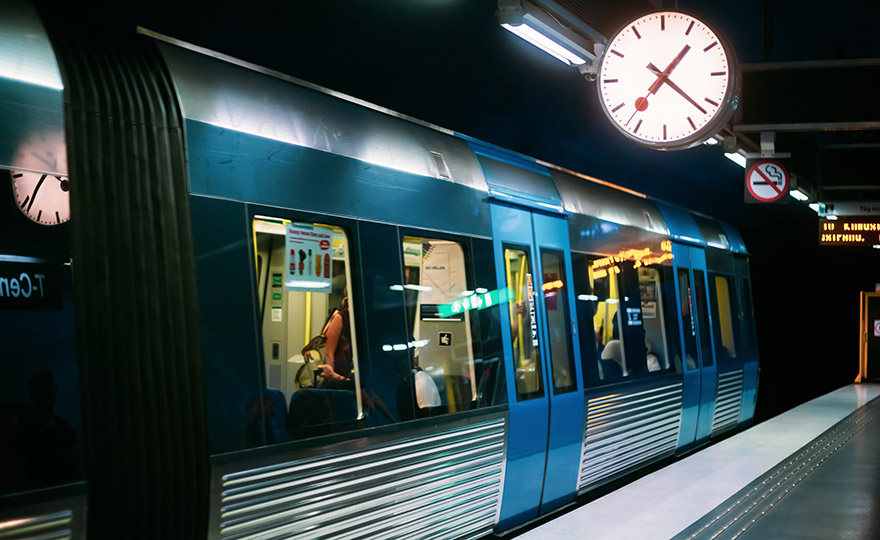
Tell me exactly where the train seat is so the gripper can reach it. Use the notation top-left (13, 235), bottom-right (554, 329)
top-left (600, 340), bottom-right (624, 379)
top-left (287, 388), bottom-right (357, 434)
top-left (265, 388), bottom-right (289, 443)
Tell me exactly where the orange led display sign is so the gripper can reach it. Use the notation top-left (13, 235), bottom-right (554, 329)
top-left (819, 217), bottom-right (880, 246)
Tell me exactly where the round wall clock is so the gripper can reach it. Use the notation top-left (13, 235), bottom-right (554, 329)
top-left (597, 11), bottom-right (739, 150)
top-left (9, 131), bottom-right (70, 225)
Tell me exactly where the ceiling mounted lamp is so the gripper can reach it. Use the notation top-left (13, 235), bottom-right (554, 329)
top-left (497, 0), bottom-right (601, 75)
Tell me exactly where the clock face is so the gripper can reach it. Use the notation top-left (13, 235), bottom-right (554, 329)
top-left (9, 131), bottom-right (70, 226)
top-left (598, 12), bottom-right (738, 150)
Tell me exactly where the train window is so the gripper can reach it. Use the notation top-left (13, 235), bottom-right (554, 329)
top-left (401, 236), bottom-right (476, 413)
top-left (710, 275), bottom-right (738, 362)
top-left (638, 267), bottom-right (673, 373)
top-left (540, 249), bottom-right (576, 394)
top-left (589, 258), bottom-right (628, 380)
top-left (252, 216), bottom-right (361, 441)
top-left (504, 246), bottom-right (544, 401)
top-left (692, 270), bottom-right (714, 366)
top-left (676, 268), bottom-right (698, 371)
top-left (0, 260), bottom-right (85, 495)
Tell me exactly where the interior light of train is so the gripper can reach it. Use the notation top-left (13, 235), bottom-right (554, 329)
top-left (285, 280), bottom-right (330, 289)
top-left (475, 288), bottom-right (488, 294)
top-left (874, 245), bottom-right (880, 249)
top-left (606, 298), bottom-right (620, 304)
top-left (808, 203), bottom-right (820, 213)
top-left (541, 280), bottom-right (563, 291)
top-left (724, 152), bottom-right (747, 168)
top-left (458, 290), bottom-right (474, 297)
top-left (501, 19), bottom-right (587, 66)
top-left (389, 284), bottom-right (433, 292)
top-left (789, 188), bottom-right (810, 201)
top-left (382, 339), bottom-right (430, 353)
top-left (578, 294), bottom-right (599, 301)
top-left (826, 215), bottom-right (838, 221)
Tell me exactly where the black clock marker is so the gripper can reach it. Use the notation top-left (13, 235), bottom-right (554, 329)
top-left (12, 172), bottom-right (22, 178)
top-left (661, 15), bottom-right (665, 31)
top-left (632, 26), bottom-right (641, 39)
top-left (687, 117), bottom-right (697, 130)
top-left (21, 195), bottom-right (29, 209)
top-left (685, 21), bottom-right (695, 35)
top-left (612, 102), bottom-right (625, 112)
top-left (605, 79), bottom-right (619, 83)
top-left (663, 124), bottom-right (668, 140)
top-left (634, 119), bottom-right (643, 134)
top-left (704, 97), bottom-right (719, 107)
top-left (37, 210), bottom-right (42, 222)
top-left (704, 42), bottom-right (718, 52)
top-left (611, 49), bottom-right (624, 58)
top-left (56, 211), bottom-right (60, 223)
top-left (711, 71), bottom-right (726, 76)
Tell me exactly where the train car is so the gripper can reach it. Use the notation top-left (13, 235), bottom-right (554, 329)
top-left (0, 2), bottom-right (759, 538)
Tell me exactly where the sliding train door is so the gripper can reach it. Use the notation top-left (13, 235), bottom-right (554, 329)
top-left (672, 243), bottom-right (718, 449)
top-left (491, 203), bottom-right (584, 529)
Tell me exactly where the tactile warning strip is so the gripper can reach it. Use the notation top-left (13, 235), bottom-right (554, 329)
top-left (673, 395), bottom-right (880, 540)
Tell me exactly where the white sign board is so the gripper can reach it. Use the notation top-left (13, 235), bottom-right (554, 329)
top-left (284, 222), bottom-right (333, 292)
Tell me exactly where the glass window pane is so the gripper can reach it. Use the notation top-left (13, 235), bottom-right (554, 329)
top-left (711, 275), bottom-right (737, 362)
top-left (639, 266), bottom-right (672, 373)
top-left (692, 269), bottom-right (713, 367)
top-left (541, 249), bottom-right (576, 394)
top-left (402, 236), bottom-right (476, 414)
top-left (677, 268), bottom-right (698, 370)
top-left (505, 246), bottom-right (544, 400)
top-left (253, 216), bottom-right (360, 443)
top-left (590, 258), bottom-right (626, 381)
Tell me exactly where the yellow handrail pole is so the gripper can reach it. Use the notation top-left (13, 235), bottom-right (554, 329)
top-left (517, 256), bottom-right (526, 367)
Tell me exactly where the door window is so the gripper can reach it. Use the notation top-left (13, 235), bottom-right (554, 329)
top-left (692, 270), bottom-right (714, 367)
top-left (504, 246), bottom-right (544, 401)
top-left (677, 268), bottom-right (698, 371)
top-left (540, 249), bottom-right (576, 394)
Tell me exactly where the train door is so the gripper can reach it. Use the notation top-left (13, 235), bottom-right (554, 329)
top-left (491, 203), bottom-right (585, 529)
top-left (672, 243), bottom-right (718, 449)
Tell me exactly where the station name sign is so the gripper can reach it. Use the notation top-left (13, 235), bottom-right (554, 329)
top-left (819, 217), bottom-right (880, 246)
top-left (0, 261), bottom-right (61, 310)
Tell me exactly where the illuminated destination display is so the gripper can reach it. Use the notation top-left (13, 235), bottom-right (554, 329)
top-left (819, 217), bottom-right (880, 246)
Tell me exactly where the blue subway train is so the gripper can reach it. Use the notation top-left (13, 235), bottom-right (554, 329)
top-left (0, 2), bottom-right (758, 538)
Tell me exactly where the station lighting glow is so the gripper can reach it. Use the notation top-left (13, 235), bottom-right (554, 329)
top-left (826, 215), bottom-right (838, 221)
top-left (808, 203), bottom-right (820, 213)
top-left (502, 21), bottom-right (586, 66)
top-left (874, 245), bottom-right (880, 249)
top-left (724, 152), bottom-right (747, 168)
top-left (789, 188), bottom-right (810, 201)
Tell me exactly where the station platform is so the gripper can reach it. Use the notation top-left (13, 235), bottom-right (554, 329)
top-left (516, 383), bottom-right (880, 540)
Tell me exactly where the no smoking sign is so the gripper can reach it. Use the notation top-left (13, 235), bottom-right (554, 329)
top-left (745, 159), bottom-right (790, 203)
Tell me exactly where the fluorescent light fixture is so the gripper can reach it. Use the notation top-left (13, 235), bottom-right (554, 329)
top-left (389, 284), bottom-right (404, 291)
top-left (605, 298), bottom-right (620, 304)
top-left (405, 284), bottom-right (432, 292)
top-left (874, 245), bottom-right (880, 249)
top-left (808, 203), bottom-right (820, 213)
top-left (703, 137), bottom-right (719, 145)
top-left (577, 294), bottom-right (599, 301)
top-left (475, 288), bottom-right (488, 294)
top-left (789, 188), bottom-right (810, 201)
top-left (502, 22), bottom-right (586, 66)
top-left (724, 152), bottom-right (747, 168)
top-left (826, 215), bottom-right (838, 221)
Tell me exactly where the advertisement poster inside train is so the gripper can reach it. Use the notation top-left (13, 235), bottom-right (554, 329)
top-left (284, 222), bottom-right (333, 292)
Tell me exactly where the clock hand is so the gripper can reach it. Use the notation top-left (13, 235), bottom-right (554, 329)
top-left (625, 45), bottom-right (692, 126)
top-left (26, 174), bottom-right (48, 213)
top-left (646, 63), bottom-right (708, 114)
